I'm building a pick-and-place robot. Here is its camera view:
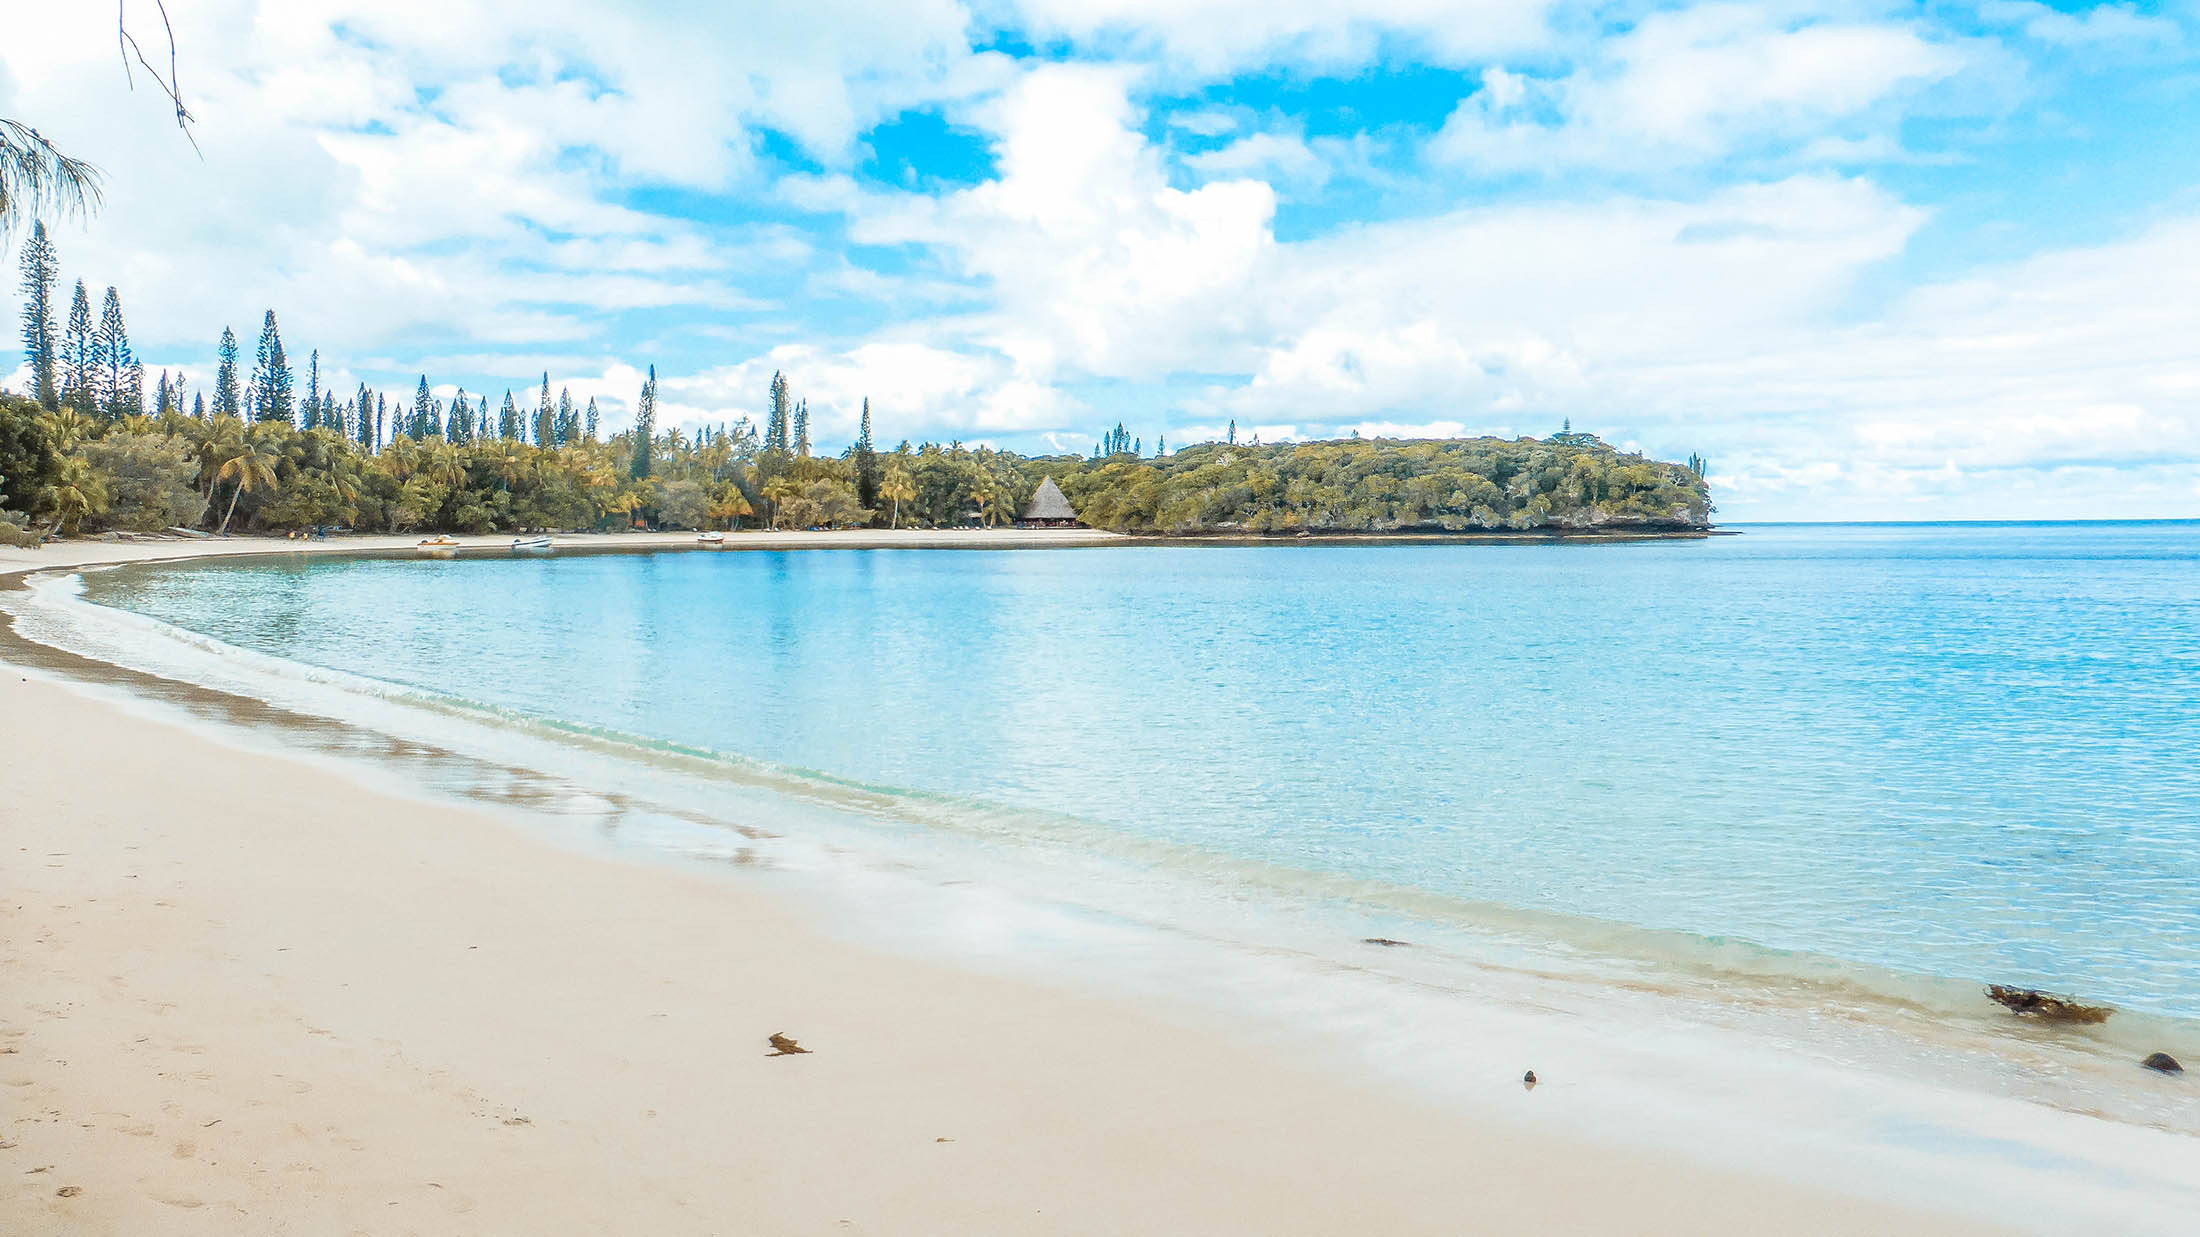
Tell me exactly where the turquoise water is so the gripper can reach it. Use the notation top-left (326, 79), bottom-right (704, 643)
top-left (87, 523), bottom-right (2200, 1019)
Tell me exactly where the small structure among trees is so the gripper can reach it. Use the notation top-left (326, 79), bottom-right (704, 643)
top-left (1018, 475), bottom-right (1081, 528)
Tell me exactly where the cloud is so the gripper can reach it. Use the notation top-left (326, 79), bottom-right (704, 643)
top-left (998, 0), bottom-right (1556, 74)
top-left (1182, 131), bottom-right (1331, 186)
top-left (1977, 2), bottom-right (2184, 51)
top-left (660, 339), bottom-right (1083, 444)
top-left (1433, 6), bottom-right (1969, 171)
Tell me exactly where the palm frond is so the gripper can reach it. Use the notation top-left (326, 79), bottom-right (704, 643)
top-left (0, 119), bottom-right (105, 233)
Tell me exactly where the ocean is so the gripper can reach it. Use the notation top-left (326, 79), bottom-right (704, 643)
top-left (67, 523), bottom-right (2200, 1020)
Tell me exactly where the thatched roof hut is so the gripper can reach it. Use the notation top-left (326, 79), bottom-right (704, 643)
top-left (1018, 476), bottom-right (1080, 527)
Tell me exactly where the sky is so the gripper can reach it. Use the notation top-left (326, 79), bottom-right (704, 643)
top-left (2, 0), bottom-right (2197, 521)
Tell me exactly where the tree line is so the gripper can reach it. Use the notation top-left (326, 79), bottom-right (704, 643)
top-left (4, 224), bottom-right (1712, 545)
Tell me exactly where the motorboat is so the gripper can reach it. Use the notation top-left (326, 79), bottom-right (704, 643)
top-left (512, 535), bottom-right (554, 554)
top-left (697, 531), bottom-right (727, 547)
top-left (416, 535), bottom-right (460, 558)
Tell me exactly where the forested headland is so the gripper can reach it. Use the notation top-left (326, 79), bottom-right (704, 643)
top-left (5, 221), bottom-right (1712, 545)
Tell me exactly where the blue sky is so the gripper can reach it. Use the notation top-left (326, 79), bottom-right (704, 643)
top-left (4, 0), bottom-right (2198, 518)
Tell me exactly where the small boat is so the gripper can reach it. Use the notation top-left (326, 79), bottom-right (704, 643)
top-left (696, 531), bottom-right (726, 547)
top-left (416, 535), bottom-right (460, 558)
top-left (511, 535), bottom-right (554, 554)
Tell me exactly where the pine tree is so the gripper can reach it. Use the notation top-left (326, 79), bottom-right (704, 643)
top-left (251, 310), bottom-right (294, 425)
top-left (121, 361), bottom-right (144, 418)
top-left (765, 372), bottom-right (789, 451)
top-left (408, 376), bottom-right (431, 440)
top-left (302, 349), bottom-right (321, 430)
top-left (1227, 419), bottom-right (1236, 445)
top-left (215, 327), bottom-right (242, 416)
top-left (375, 394), bottom-right (386, 449)
top-left (192, 392), bottom-right (205, 420)
top-left (584, 396), bottom-right (599, 442)
top-left (170, 373), bottom-right (189, 419)
top-left (1157, 434), bottom-right (1166, 456)
top-left (155, 370), bottom-right (174, 416)
top-left (853, 397), bottom-right (879, 512)
top-left (498, 390), bottom-right (520, 440)
top-left (527, 373), bottom-right (547, 446)
top-left (631, 366), bottom-right (656, 480)
top-left (356, 383), bottom-right (375, 449)
top-left (91, 286), bottom-right (135, 419)
top-left (61, 280), bottom-right (96, 414)
top-left (16, 220), bottom-right (60, 410)
top-left (555, 387), bottom-right (576, 446)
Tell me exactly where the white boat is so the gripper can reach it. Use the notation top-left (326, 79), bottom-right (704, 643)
top-left (696, 531), bottom-right (726, 547)
top-left (415, 535), bottom-right (460, 558)
top-left (512, 535), bottom-right (554, 554)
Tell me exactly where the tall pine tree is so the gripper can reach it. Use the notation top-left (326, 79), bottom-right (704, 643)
top-left (631, 366), bottom-right (656, 480)
top-left (93, 286), bottom-right (136, 420)
top-left (853, 397), bottom-right (879, 511)
top-left (498, 390), bottom-right (520, 440)
top-left (214, 327), bottom-right (242, 416)
top-left (534, 373), bottom-right (554, 446)
top-left (793, 398), bottom-right (810, 457)
top-left (251, 310), bottom-right (294, 425)
top-left (302, 349), bottom-right (321, 430)
top-left (356, 383), bottom-right (376, 449)
top-left (555, 387), bottom-right (576, 446)
top-left (411, 376), bottom-right (433, 440)
top-left (765, 371), bottom-right (789, 451)
top-left (584, 396), bottom-right (599, 442)
top-left (61, 280), bottom-right (96, 415)
top-left (16, 220), bottom-right (59, 410)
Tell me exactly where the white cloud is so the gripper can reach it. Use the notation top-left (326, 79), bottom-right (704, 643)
top-left (999, 0), bottom-right (1555, 73)
top-left (1434, 6), bottom-right (1968, 171)
top-left (1182, 131), bottom-right (1330, 186)
top-left (1978, 2), bottom-right (2184, 51)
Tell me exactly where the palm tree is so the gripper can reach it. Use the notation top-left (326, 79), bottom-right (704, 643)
top-left (44, 455), bottom-right (107, 536)
top-left (879, 466), bottom-right (915, 529)
top-left (43, 407), bottom-right (91, 452)
top-left (214, 438), bottom-right (280, 535)
top-left (762, 476), bottom-right (801, 529)
top-left (708, 486), bottom-right (754, 531)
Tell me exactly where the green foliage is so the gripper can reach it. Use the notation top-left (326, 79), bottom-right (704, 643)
top-left (76, 431), bottom-right (199, 531)
top-left (1047, 436), bottom-right (1711, 534)
top-left (0, 509), bottom-right (40, 548)
top-left (0, 391), bottom-right (61, 515)
top-left (653, 478), bottom-right (708, 529)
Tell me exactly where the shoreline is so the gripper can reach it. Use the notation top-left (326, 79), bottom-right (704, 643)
top-left (1, 519), bottom-right (1719, 580)
top-left (6, 541), bottom-right (2194, 1233)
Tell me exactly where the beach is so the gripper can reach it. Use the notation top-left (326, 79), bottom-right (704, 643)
top-left (0, 534), bottom-right (2155, 1234)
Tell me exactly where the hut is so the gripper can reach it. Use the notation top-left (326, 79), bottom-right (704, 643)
top-left (1018, 476), bottom-right (1081, 528)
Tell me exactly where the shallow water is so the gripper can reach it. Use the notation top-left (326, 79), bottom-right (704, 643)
top-left (78, 523), bottom-right (2200, 1023)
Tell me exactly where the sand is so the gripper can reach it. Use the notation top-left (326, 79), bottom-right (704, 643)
top-left (1, 536), bottom-right (2008, 1234)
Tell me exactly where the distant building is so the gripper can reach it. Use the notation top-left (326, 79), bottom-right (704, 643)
top-left (1018, 476), bottom-right (1081, 528)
